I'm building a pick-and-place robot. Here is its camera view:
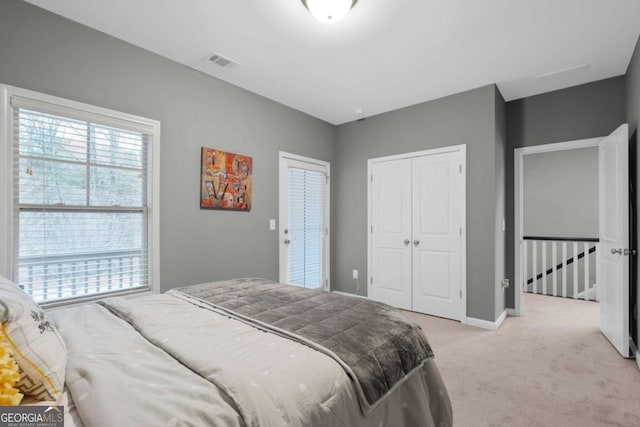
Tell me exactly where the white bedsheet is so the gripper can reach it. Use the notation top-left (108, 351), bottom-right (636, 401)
top-left (50, 294), bottom-right (451, 426)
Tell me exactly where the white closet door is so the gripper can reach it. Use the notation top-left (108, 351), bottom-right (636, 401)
top-left (411, 151), bottom-right (464, 320)
top-left (370, 159), bottom-right (412, 310)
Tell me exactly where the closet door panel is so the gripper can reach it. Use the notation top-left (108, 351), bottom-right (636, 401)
top-left (412, 151), bottom-right (463, 320)
top-left (370, 159), bottom-right (412, 310)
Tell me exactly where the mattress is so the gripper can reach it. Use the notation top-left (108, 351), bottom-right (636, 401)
top-left (48, 281), bottom-right (452, 426)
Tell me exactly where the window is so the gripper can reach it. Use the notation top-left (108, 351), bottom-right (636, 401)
top-left (0, 85), bottom-right (160, 306)
top-left (287, 167), bottom-right (326, 287)
top-left (279, 152), bottom-right (330, 290)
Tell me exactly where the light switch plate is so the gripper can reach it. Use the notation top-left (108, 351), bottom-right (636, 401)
top-left (269, 219), bottom-right (276, 230)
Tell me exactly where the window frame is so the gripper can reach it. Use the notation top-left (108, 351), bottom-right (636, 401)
top-left (0, 84), bottom-right (161, 306)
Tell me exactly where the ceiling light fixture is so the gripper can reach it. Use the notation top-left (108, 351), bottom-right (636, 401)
top-left (301, 0), bottom-right (358, 24)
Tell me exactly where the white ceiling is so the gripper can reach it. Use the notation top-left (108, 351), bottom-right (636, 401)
top-left (25, 0), bottom-right (640, 125)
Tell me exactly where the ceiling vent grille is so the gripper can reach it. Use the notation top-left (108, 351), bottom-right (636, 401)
top-left (206, 52), bottom-right (239, 69)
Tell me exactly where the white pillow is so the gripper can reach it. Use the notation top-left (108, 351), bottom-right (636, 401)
top-left (0, 275), bottom-right (66, 401)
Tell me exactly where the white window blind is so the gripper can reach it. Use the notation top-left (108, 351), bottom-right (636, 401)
top-left (287, 167), bottom-right (325, 288)
top-left (12, 106), bottom-right (152, 304)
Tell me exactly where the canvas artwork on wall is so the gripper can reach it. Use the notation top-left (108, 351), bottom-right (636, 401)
top-left (200, 147), bottom-right (252, 211)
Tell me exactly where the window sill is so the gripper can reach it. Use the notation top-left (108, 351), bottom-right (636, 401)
top-left (43, 288), bottom-right (156, 312)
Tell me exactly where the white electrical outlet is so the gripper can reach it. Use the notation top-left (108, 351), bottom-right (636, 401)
top-left (352, 269), bottom-right (358, 280)
top-left (269, 219), bottom-right (276, 230)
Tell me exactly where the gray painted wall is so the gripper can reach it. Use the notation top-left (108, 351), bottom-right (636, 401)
top-left (626, 34), bottom-right (640, 348)
top-left (334, 85), bottom-right (505, 322)
top-left (3, 0), bottom-right (633, 328)
top-left (494, 87), bottom-right (507, 318)
top-left (0, 0), bottom-right (336, 292)
top-left (505, 76), bottom-right (626, 308)
top-left (523, 147), bottom-right (598, 237)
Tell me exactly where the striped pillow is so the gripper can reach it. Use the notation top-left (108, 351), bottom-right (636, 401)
top-left (0, 276), bottom-right (66, 402)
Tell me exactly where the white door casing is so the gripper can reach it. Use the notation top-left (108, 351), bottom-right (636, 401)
top-left (279, 152), bottom-right (330, 290)
top-left (513, 137), bottom-right (602, 316)
top-left (598, 123), bottom-right (630, 357)
top-left (370, 159), bottom-right (413, 310)
top-left (411, 151), bottom-right (464, 320)
top-left (368, 145), bottom-right (466, 321)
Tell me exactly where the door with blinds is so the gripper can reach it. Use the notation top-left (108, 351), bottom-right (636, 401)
top-left (279, 152), bottom-right (330, 290)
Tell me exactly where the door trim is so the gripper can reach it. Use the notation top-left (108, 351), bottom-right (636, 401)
top-left (513, 137), bottom-right (602, 316)
top-left (367, 144), bottom-right (466, 321)
top-left (278, 151), bottom-right (330, 290)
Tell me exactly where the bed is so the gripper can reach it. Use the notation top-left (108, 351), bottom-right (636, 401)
top-left (2, 277), bottom-right (452, 426)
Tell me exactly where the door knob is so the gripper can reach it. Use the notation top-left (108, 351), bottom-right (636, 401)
top-left (284, 239), bottom-right (291, 245)
top-left (625, 249), bottom-right (638, 256)
top-left (413, 240), bottom-right (420, 246)
top-left (611, 248), bottom-right (622, 255)
top-left (404, 239), bottom-right (410, 245)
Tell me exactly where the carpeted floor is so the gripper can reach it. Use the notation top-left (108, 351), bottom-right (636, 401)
top-left (403, 293), bottom-right (640, 427)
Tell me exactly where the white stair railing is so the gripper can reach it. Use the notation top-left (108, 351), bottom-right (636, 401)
top-left (523, 237), bottom-right (598, 301)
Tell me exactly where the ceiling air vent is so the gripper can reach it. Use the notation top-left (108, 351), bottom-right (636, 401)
top-left (206, 52), bottom-right (239, 69)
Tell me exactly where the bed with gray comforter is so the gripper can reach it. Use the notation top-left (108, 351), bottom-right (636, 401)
top-left (50, 278), bottom-right (452, 427)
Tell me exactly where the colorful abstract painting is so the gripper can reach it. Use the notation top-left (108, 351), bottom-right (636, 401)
top-left (200, 147), bottom-right (252, 211)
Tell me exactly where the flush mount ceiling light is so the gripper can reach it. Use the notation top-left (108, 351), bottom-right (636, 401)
top-left (301, 0), bottom-right (358, 24)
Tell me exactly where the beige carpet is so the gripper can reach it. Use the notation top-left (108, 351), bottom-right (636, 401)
top-left (404, 294), bottom-right (640, 427)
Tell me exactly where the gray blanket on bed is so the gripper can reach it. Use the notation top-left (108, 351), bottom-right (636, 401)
top-left (169, 278), bottom-right (434, 414)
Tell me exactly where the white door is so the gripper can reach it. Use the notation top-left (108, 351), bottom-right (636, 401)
top-left (279, 152), bottom-right (330, 290)
top-left (598, 124), bottom-right (630, 357)
top-left (412, 152), bottom-right (464, 320)
top-left (370, 158), bottom-right (412, 310)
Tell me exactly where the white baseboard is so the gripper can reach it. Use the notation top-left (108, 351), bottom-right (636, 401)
top-left (506, 308), bottom-right (518, 316)
top-left (464, 310), bottom-right (507, 330)
top-left (331, 290), bottom-right (369, 300)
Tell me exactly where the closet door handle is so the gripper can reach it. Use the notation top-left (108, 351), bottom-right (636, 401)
top-left (413, 240), bottom-right (420, 246)
top-left (404, 239), bottom-right (410, 245)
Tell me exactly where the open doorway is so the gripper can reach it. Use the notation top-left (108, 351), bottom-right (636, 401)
top-left (521, 144), bottom-right (599, 303)
top-left (514, 125), bottom-right (633, 358)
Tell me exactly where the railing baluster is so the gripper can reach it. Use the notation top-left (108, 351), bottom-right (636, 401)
top-left (542, 242), bottom-right (547, 296)
top-left (96, 260), bottom-right (101, 294)
top-left (552, 242), bottom-right (557, 297)
top-left (573, 242), bottom-right (578, 299)
top-left (119, 258), bottom-right (124, 289)
top-left (523, 240), bottom-right (528, 294)
top-left (584, 242), bottom-right (590, 301)
top-left (532, 241), bottom-right (537, 294)
top-left (57, 263), bottom-right (63, 299)
top-left (43, 264), bottom-right (48, 301)
top-left (28, 265), bottom-right (33, 297)
top-left (108, 258), bottom-right (113, 291)
top-left (72, 263), bottom-right (77, 296)
top-left (562, 242), bottom-right (567, 298)
top-left (595, 244), bottom-right (599, 302)
top-left (84, 260), bottom-right (89, 294)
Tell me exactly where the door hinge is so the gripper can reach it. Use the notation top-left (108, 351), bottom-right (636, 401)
top-left (370, 277), bottom-right (373, 284)
top-left (459, 227), bottom-right (462, 236)
top-left (371, 225), bottom-right (373, 233)
top-left (459, 164), bottom-right (462, 173)
top-left (370, 175), bottom-right (373, 183)
top-left (459, 290), bottom-right (462, 298)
